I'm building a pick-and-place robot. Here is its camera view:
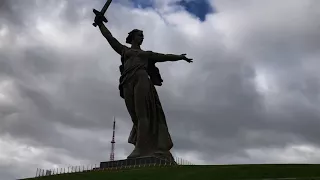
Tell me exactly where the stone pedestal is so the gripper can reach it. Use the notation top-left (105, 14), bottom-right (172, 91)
top-left (99, 156), bottom-right (177, 169)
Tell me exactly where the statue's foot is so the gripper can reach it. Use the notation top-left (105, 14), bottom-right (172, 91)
top-left (127, 148), bottom-right (141, 159)
top-left (153, 150), bottom-right (175, 162)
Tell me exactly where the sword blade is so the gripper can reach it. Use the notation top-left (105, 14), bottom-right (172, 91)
top-left (100, 0), bottom-right (112, 15)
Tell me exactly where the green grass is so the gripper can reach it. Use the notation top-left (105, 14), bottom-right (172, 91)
top-left (24, 164), bottom-right (320, 180)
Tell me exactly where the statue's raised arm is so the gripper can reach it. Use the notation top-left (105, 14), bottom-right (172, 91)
top-left (94, 15), bottom-right (125, 55)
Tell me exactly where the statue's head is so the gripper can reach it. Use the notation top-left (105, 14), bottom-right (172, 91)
top-left (126, 29), bottom-right (144, 45)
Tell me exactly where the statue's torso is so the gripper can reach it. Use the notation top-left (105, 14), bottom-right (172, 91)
top-left (123, 48), bottom-right (149, 71)
top-left (120, 48), bottom-right (151, 86)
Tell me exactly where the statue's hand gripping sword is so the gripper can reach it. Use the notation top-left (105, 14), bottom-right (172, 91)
top-left (92, 0), bottom-right (113, 27)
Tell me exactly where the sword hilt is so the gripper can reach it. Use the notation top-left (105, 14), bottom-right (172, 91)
top-left (92, 9), bottom-right (108, 27)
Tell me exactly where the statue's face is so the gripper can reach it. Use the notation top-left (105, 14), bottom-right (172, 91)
top-left (133, 31), bottom-right (144, 45)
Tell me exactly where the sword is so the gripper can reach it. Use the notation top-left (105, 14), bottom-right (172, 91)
top-left (92, 0), bottom-right (113, 27)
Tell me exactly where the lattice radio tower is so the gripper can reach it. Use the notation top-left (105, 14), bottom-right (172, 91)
top-left (109, 116), bottom-right (116, 161)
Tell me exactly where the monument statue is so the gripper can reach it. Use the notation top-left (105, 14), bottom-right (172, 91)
top-left (93, 0), bottom-right (193, 162)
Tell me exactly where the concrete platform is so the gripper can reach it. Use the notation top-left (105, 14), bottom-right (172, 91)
top-left (99, 156), bottom-right (177, 169)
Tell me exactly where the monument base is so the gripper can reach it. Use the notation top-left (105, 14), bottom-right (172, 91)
top-left (100, 156), bottom-right (177, 169)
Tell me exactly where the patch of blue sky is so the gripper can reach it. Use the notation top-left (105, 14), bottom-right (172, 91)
top-left (127, 0), bottom-right (214, 21)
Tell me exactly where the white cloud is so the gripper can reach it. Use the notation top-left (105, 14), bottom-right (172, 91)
top-left (245, 144), bottom-right (320, 164)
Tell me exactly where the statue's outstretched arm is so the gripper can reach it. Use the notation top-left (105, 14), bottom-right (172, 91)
top-left (98, 23), bottom-right (125, 55)
top-left (149, 51), bottom-right (193, 63)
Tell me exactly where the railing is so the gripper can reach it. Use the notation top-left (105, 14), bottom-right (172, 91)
top-left (34, 156), bottom-right (194, 178)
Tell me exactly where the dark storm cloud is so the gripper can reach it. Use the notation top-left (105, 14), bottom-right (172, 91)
top-left (0, 0), bottom-right (25, 28)
top-left (0, 0), bottom-right (129, 168)
top-left (164, 59), bottom-right (267, 155)
top-left (164, 0), bottom-right (320, 162)
top-left (0, 45), bottom-right (126, 141)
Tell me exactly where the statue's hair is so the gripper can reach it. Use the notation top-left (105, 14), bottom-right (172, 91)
top-left (126, 29), bottom-right (142, 44)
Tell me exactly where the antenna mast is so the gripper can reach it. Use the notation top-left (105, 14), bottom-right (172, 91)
top-left (109, 116), bottom-right (116, 161)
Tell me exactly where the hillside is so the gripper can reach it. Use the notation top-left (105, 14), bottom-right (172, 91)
top-left (24, 164), bottom-right (320, 180)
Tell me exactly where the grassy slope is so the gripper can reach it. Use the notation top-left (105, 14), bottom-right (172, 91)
top-left (26, 164), bottom-right (320, 180)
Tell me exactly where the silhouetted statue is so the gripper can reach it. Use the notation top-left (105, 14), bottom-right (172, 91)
top-left (94, 13), bottom-right (193, 161)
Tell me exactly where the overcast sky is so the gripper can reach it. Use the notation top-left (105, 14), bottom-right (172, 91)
top-left (1, 0), bottom-right (320, 179)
